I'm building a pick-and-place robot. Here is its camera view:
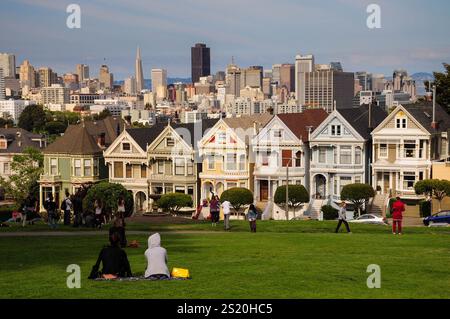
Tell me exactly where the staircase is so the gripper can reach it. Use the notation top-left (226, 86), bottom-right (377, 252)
top-left (370, 194), bottom-right (388, 216)
top-left (309, 199), bottom-right (325, 220)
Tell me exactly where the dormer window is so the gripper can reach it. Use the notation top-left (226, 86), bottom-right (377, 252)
top-left (0, 139), bottom-right (7, 149)
top-left (166, 137), bottom-right (175, 147)
top-left (217, 132), bottom-right (226, 144)
top-left (273, 129), bottom-right (282, 138)
top-left (395, 112), bottom-right (407, 129)
top-left (331, 125), bottom-right (341, 136)
top-left (122, 142), bottom-right (131, 151)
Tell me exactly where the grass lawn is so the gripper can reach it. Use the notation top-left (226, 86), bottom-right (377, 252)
top-left (1, 220), bottom-right (449, 299)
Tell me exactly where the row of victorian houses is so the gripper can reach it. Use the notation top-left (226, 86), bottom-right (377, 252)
top-left (33, 100), bottom-right (450, 218)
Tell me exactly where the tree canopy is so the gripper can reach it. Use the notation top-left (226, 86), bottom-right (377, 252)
top-left (415, 179), bottom-right (450, 212)
top-left (220, 187), bottom-right (253, 212)
top-left (341, 183), bottom-right (375, 217)
top-left (425, 63), bottom-right (450, 113)
top-left (274, 184), bottom-right (309, 216)
top-left (157, 193), bottom-right (193, 214)
top-left (83, 182), bottom-right (134, 217)
top-left (18, 105), bottom-right (46, 132)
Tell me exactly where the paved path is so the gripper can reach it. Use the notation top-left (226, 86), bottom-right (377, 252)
top-left (0, 230), bottom-right (222, 237)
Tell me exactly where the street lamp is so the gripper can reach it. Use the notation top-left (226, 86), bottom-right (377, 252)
top-left (285, 158), bottom-right (292, 220)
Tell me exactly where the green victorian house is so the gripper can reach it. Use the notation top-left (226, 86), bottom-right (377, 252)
top-left (39, 116), bottom-right (125, 211)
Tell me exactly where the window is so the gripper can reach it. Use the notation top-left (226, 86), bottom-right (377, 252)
top-left (419, 171), bottom-right (424, 181)
top-left (207, 155), bottom-right (215, 170)
top-left (331, 125), bottom-right (341, 136)
top-left (175, 158), bottom-right (185, 175)
top-left (158, 161), bottom-right (165, 174)
top-left (141, 164), bottom-right (147, 178)
top-left (261, 151), bottom-right (270, 166)
top-left (175, 186), bottom-right (185, 193)
top-left (74, 159), bottom-right (82, 176)
top-left (282, 150), bottom-right (292, 167)
top-left (166, 137), bottom-right (174, 147)
top-left (404, 142), bottom-right (416, 158)
top-left (355, 147), bottom-right (362, 165)
top-left (187, 186), bottom-right (194, 197)
top-left (295, 151), bottom-right (302, 167)
top-left (217, 132), bottom-right (226, 144)
top-left (187, 162), bottom-right (194, 175)
top-left (93, 159), bottom-right (99, 176)
top-left (273, 129), bottom-right (282, 138)
top-left (318, 147), bottom-right (326, 163)
top-left (396, 117), bottom-right (407, 129)
top-left (84, 159), bottom-right (91, 176)
top-left (239, 154), bottom-right (246, 170)
top-left (379, 144), bottom-right (387, 158)
top-left (3, 162), bottom-right (10, 174)
top-left (0, 140), bottom-right (7, 149)
top-left (340, 146), bottom-right (352, 164)
top-left (403, 172), bottom-right (416, 190)
top-left (114, 162), bottom-right (123, 178)
top-left (50, 158), bottom-right (57, 175)
top-left (226, 153), bottom-right (237, 170)
top-left (126, 164), bottom-right (132, 178)
top-left (122, 143), bottom-right (131, 151)
top-left (419, 140), bottom-right (424, 158)
top-left (355, 176), bottom-right (361, 184)
top-left (340, 176), bottom-right (352, 193)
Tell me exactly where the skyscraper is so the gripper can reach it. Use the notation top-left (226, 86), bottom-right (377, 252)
top-left (0, 68), bottom-right (5, 100)
top-left (226, 63), bottom-right (241, 97)
top-left (99, 65), bottom-right (113, 89)
top-left (0, 53), bottom-right (16, 78)
top-left (295, 54), bottom-right (314, 102)
top-left (124, 76), bottom-right (137, 95)
top-left (242, 66), bottom-right (263, 88)
top-left (279, 64), bottom-right (295, 92)
top-left (76, 64), bottom-right (89, 82)
top-left (19, 60), bottom-right (36, 88)
top-left (38, 67), bottom-right (57, 88)
top-left (191, 43), bottom-right (210, 84)
top-left (135, 46), bottom-right (144, 92)
top-left (151, 68), bottom-right (167, 99)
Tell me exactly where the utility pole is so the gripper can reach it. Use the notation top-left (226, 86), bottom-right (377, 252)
top-left (285, 158), bottom-right (292, 220)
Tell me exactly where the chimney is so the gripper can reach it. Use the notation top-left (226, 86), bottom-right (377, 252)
top-left (431, 85), bottom-right (438, 130)
top-left (368, 102), bottom-right (373, 130)
top-left (97, 133), bottom-right (106, 147)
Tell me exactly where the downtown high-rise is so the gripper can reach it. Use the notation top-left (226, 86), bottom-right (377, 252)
top-left (191, 43), bottom-right (210, 84)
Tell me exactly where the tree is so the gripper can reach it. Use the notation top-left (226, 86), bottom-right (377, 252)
top-left (18, 105), bottom-right (47, 132)
top-left (341, 183), bottom-right (375, 217)
top-left (157, 193), bottom-right (193, 215)
top-left (414, 179), bottom-right (450, 212)
top-left (0, 117), bottom-right (14, 128)
top-left (425, 63), bottom-right (450, 113)
top-left (0, 147), bottom-right (43, 207)
top-left (220, 187), bottom-right (253, 216)
top-left (274, 184), bottom-right (309, 219)
top-left (44, 121), bottom-right (67, 135)
top-left (83, 182), bottom-right (134, 217)
top-left (93, 109), bottom-right (112, 120)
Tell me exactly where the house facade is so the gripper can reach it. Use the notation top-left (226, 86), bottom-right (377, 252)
top-left (309, 105), bottom-right (386, 202)
top-left (39, 117), bottom-right (125, 211)
top-left (371, 102), bottom-right (450, 200)
top-left (198, 114), bottom-right (272, 200)
top-left (252, 110), bottom-right (328, 202)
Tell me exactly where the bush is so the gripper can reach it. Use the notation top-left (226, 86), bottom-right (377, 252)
top-left (220, 187), bottom-right (253, 212)
top-left (157, 193), bottom-right (193, 214)
top-left (83, 182), bottom-right (133, 217)
top-left (274, 185), bottom-right (309, 208)
top-left (419, 200), bottom-right (431, 218)
top-left (341, 183), bottom-right (375, 217)
top-left (321, 205), bottom-right (338, 220)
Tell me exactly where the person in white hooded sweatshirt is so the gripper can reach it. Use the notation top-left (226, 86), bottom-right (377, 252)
top-left (145, 233), bottom-right (170, 280)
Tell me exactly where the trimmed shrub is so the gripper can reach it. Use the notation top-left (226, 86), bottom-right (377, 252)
top-left (220, 187), bottom-right (253, 213)
top-left (157, 193), bottom-right (193, 214)
top-left (83, 182), bottom-right (133, 217)
top-left (419, 200), bottom-right (431, 218)
top-left (321, 205), bottom-right (338, 220)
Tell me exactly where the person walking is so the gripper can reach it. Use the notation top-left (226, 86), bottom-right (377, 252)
top-left (247, 204), bottom-right (258, 233)
top-left (117, 197), bottom-right (126, 221)
top-left (335, 202), bottom-right (351, 233)
top-left (391, 196), bottom-right (405, 235)
top-left (44, 194), bottom-right (58, 229)
top-left (222, 199), bottom-right (232, 230)
top-left (209, 195), bottom-right (220, 226)
top-left (62, 191), bottom-right (73, 226)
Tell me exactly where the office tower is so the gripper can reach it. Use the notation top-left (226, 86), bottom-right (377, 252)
top-left (151, 68), bottom-right (167, 97)
top-left (279, 64), bottom-right (295, 92)
top-left (295, 54), bottom-right (314, 102)
top-left (135, 46), bottom-right (144, 92)
top-left (226, 63), bottom-right (241, 97)
top-left (38, 67), bottom-right (56, 88)
top-left (19, 60), bottom-right (36, 88)
top-left (76, 64), bottom-right (89, 82)
top-left (0, 68), bottom-right (5, 100)
top-left (262, 77), bottom-right (272, 98)
top-left (242, 66), bottom-right (263, 88)
top-left (124, 76), bottom-right (137, 95)
top-left (191, 43), bottom-right (210, 83)
top-left (393, 69), bottom-right (408, 91)
top-left (40, 84), bottom-right (70, 105)
top-left (214, 71), bottom-right (226, 82)
top-left (99, 65), bottom-right (113, 89)
top-left (272, 64), bottom-right (281, 85)
top-left (63, 73), bottom-right (79, 90)
top-left (302, 69), bottom-right (354, 112)
top-left (0, 53), bottom-right (16, 78)
top-left (330, 62), bottom-right (343, 72)
top-left (356, 71), bottom-right (372, 91)
top-left (371, 74), bottom-right (385, 93)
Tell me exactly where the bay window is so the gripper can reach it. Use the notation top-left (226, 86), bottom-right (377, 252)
top-left (340, 146), bottom-right (352, 164)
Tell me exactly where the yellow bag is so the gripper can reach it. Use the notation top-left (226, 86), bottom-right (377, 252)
top-left (171, 267), bottom-right (190, 279)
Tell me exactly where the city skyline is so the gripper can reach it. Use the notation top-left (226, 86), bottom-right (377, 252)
top-left (1, 0), bottom-right (450, 79)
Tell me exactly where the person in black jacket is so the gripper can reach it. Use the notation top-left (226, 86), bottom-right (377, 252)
top-left (89, 232), bottom-right (132, 279)
top-left (109, 218), bottom-right (127, 248)
top-left (72, 193), bottom-right (83, 228)
top-left (43, 194), bottom-right (58, 229)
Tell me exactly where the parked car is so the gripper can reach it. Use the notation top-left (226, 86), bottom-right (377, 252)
top-left (349, 214), bottom-right (387, 225)
top-left (423, 210), bottom-right (450, 226)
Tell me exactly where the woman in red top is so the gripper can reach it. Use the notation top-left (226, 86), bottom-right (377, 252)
top-left (391, 197), bottom-right (405, 235)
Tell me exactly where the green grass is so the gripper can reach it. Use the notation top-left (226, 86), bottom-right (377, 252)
top-left (1, 220), bottom-right (450, 299)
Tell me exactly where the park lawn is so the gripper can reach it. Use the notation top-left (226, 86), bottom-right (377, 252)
top-left (0, 221), bottom-right (449, 299)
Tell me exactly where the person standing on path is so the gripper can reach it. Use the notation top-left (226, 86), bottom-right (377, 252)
top-left (44, 194), bottom-right (58, 229)
top-left (391, 196), bottom-right (405, 235)
top-left (62, 191), bottom-right (73, 226)
top-left (209, 195), bottom-right (220, 226)
top-left (247, 204), bottom-right (258, 233)
top-left (222, 199), bottom-right (232, 230)
top-left (335, 202), bottom-right (351, 233)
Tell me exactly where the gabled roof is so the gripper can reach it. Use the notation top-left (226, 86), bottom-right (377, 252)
top-left (404, 101), bottom-right (450, 134)
top-left (277, 109), bottom-right (328, 142)
top-left (339, 104), bottom-right (387, 139)
top-left (44, 116), bottom-right (126, 155)
top-left (223, 113), bottom-right (273, 130)
top-left (0, 128), bottom-right (46, 154)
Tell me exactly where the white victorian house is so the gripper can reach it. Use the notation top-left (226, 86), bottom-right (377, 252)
top-left (252, 110), bottom-right (328, 202)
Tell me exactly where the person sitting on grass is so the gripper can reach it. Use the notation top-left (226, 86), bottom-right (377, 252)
top-left (144, 233), bottom-right (170, 280)
top-left (109, 218), bottom-right (127, 248)
top-left (88, 232), bottom-right (133, 280)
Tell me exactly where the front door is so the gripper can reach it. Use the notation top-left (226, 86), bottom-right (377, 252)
top-left (260, 180), bottom-right (269, 201)
top-left (383, 174), bottom-right (390, 194)
top-left (315, 175), bottom-right (326, 199)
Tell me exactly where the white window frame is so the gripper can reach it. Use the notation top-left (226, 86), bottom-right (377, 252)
top-left (340, 146), bottom-right (352, 165)
top-left (50, 158), bottom-right (58, 175)
top-left (74, 159), bottom-right (82, 177)
top-left (122, 142), bottom-right (132, 152)
top-left (379, 144), bottom-right (388, 158)
top-left (84, 159), bottom-right (92, 177)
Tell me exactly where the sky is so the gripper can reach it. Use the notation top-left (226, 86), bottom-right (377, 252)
top-left (1, 0), bottom-right (450, 80)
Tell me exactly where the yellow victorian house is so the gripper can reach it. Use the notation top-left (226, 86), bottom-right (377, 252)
top-left (198, 114), bottom-right (272, 200)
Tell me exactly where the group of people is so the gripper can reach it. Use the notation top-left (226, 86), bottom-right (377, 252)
top-left (195, 193), bottom-right (259, 232)
top-left (89, 228), bottom-right (170, 281)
